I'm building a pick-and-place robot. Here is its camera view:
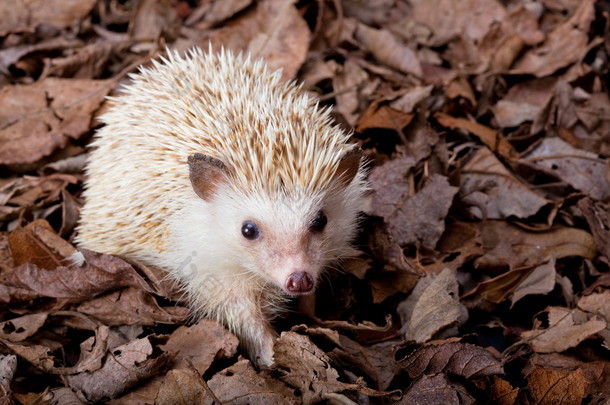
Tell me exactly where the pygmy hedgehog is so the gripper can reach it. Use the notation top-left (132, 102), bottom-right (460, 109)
top-left (76, 48), bottom-right (368, 366)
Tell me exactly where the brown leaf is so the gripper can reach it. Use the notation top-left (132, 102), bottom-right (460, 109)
top-left (399, 268), bottom-right (467, 343)
top-left (526, 353), bottom-right (610, 399)
top-left (445, 77), bottom-right (477, 108)
top-left (474, 221), bottom-right (597, 270)
top-left (394, 175), bottom-right (458, 248)
top-left (0, 354), bottom-right (17, 395)
top-left (0, 174), bottom-right (79, 225)
top-left (461, 147), bottom-right (551, 220)
top-left (462, 265), bottom-right (538, 306)
top-left (160, 319), bottom-right (239, 375)
top-left (509, 257), bottom-right (556, 305)
top-left (527, 366), bottom-right (588, 404)
top-left (491, 77), bottom-right (557, 127)
top-left (129, 0), bottom-right (178, 42)
top-left (155, 368), bottom-right (207, 405)
top-left (43, 41), bottom-right (134, 79)
top-left (435, 113), bottom-right (518, 160)
top-left (370, 168), bottom-right (458, 249)
top-left (368, 224), bottom-right (423, 276)
top-left (8, 219), bottom-right (74, 270)
top-left (397, 373), bottom-right (475, 405)
top-left (354, 102), bottom-right (414, 132)
top-left (331, 59), bottom-right (370, 125)
top-left (0, 78), bottom-right (114, 166)
top-left (390, 85), bottom-right (434, 113)
top-left (409, 0), bottom-right (507, 47)
top-left (66, 337), bottom-right (170, 403)
top-left (513, 0), bottom-right (595, 77)
top-left (2, 341), bottom-right (56, 373)
top-left (77, 287), bottom-right (189, 326)
top-left (425, 221), bottom-right (483, 275)
top-left (186, 0), bottom-right (252, 27)
top-left (0, 0), bottom-right (97, 35)
top-left (522, 137), bottom-right (610, 201)
top-left (0, 313), bottom-right (48, 342)
top-left (397, 340), bottom-right (503, 379)
top-left (368, 156), bottom-right (417, 219)
top-left (274, 332), bottom-right (344, 403)
top-left (293, 325), bottom-right (400, 391)
top-left (246, 0), bottom-right (310, 80)
top-left (577, 291), bottom-right (610, 348)
top-left (354, 24), bottom-right (422, 77)
top-left (489, 376), bottom-right (519, 405)
top-left (2, 249), bottom-right (154, 304)
top-left (201, 358), bottom-right (297, 404)
top-left (520, 306), bottom-right (606, 353)
top-left (206, 0), bottom-right (310, 81)
top-left (368, 267), bottom-right (421, 304)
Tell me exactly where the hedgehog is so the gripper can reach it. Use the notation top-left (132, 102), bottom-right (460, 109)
top-left (76, 48), bottom-right (367, 366)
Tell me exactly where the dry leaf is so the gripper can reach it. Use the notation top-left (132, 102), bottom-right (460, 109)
top-left (435, 113), bottom-right (517, 160)
top-left (0, 0), bottom-right (97, 35)
top-left (489, 376), bottom-right (519, 405)
top-left (77, 287), bottom-right (189, 326)
top-left (2, 249), bottom-right (154, 304)
top-left (0, 313), bottom-right (48, 342)
top-left (160, 319), bottom-right (239, 375)
top-left (461, 147), bottom-right (551, 220)
top-left (355, 24), bottom-right (422, 77)
top-left (510, 257), bottom-right (556, 305)
top-left (331, 59), bottom-right (370, 125)
top-left (187, 0), bottom-right (252, 27)
top-left (526, 366), bottom-right (588, 404)
top-left (293, 324), bottom-right (400, 391)
top-left (246, 0), bottom-right (310, 80)
top-left (409, 0), bottom-right (507, 47)
top-left (0, 354), bottom-right (17, 395)
top-left (354, 102), bottom-right (414, 132)
top-left (0, 78), bottom-right (114, 166)
top-left (521, 306), bottom-right (606, 353)
top-left (66, 337), bottom-right (170, 403)
top-left (526, 353), bottom-right (610, 399)
top-left (399, 268), bottom-right (467, 342)
top-left (201, 359), bottom-right (297, 404)
top-left (513, 0), bottom-right (595, 77)
top-left (397, 373), bottom-right (474, 405)
top-left (370, 170), bottom-right (458, 249)
top-left (155, 368), bottom-right (207, 405)
top-left (577, 291), bottom-right (610, 347)
top-left (397, 340), bottom-right (503, 379)
top-left (474, 221), bottom-right (597, 270)
top-left (491, 78), bottom-right (557, 127)
top-left (522, 137), bottom-right (610, 201)
top-left (129, 0), bottom-right (178, 42)
top-left (274, 332), bottom-right (344, 404)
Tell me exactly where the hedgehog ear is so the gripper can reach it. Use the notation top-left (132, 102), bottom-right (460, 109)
top-left (333, 147), bottom-right (363, 187)
top-left (188, 153), bottom-right (232, 201)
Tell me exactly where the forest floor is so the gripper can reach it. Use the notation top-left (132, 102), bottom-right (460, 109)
top-left (1, 0), bottom-right (610, 403)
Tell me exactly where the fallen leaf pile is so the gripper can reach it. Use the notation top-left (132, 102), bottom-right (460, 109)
top-left (1, 0), bottom-right (610, 403)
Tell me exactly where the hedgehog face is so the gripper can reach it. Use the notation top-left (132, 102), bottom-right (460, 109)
top-left (228, 191), bottom-right (330, 296)
top-left (186, 150), bottom-right (364, 295)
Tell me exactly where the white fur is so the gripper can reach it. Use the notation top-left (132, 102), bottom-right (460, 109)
top-left (76, 47), bottom-right (368, 366)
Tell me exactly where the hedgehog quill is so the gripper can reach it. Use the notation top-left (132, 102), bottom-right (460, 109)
top-left (76, 48), bottom-right (368, 366)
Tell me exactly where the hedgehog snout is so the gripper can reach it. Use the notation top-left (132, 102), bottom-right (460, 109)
top-left (285, 271), bottom-right (314, 295)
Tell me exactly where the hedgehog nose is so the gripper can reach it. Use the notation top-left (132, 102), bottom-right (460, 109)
top-left (285, 271), bottom-right (314, 294)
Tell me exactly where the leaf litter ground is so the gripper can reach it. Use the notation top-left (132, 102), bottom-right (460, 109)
top-left (1, 0), bottom-right (610, 403)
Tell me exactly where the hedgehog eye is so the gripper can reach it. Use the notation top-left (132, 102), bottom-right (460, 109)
top-left (241, 221), bottom-right (260, 240)
top-left (310, 211), bottom-right (327, 233)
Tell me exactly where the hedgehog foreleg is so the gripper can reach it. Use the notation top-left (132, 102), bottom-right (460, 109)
top-left (198, 278), bottom-right (277, 367)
